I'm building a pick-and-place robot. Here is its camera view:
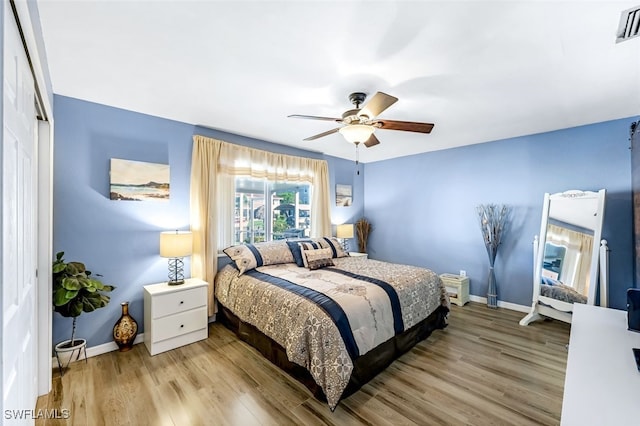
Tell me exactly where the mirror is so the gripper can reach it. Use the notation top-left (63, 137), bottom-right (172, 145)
top-left (520, 189), bottom-right (607, 326)
top-left (539, 220), bottom-right (594, 304)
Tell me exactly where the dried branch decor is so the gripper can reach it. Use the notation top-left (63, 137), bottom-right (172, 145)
top-left (476, 204), bottom-right (510, 308)
top-left (355, 218), bottom-right (372, 254)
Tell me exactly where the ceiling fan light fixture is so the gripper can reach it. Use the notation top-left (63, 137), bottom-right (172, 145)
top-left (338, 124), bottom-right (375, 144)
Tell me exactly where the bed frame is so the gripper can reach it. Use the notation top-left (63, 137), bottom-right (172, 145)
top-left (218, 303), bottom-right (449, 404)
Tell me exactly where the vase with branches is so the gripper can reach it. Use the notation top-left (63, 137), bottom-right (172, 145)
top-left (355, 218), bottom-right (372, 253)
top-left (476, 204), bottom-right (510, 308)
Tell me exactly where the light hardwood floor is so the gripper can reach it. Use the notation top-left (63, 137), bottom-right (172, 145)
top-left (36, 303), bottom-right (571, 425)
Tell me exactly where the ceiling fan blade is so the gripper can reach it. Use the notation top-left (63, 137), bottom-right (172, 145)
top-left (358, 92), bottom-right (398, 119)
top-left (303, 127), bottom-right (340, 141)
top-left (364, 134), bottom-right (380, 148)
top-left (288, 114), bottom-right (342, 122)
top-left (376, 119), bottom-right (434, 134)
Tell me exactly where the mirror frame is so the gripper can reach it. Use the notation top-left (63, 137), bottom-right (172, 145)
top-left (521, 189), bottom-right (607, 326)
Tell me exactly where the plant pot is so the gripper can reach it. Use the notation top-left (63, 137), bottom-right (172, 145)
top-left (54, 338), bottom-right (87, 375)
top-left (55, 338), bottom-right (86, 351)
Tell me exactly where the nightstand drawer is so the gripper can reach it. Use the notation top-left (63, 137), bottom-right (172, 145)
top-left (152, 285), bottom-right (207, 319)
top-left (152, 305), bottom-right (207, 342)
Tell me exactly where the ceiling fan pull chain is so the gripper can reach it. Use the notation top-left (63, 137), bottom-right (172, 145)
top-left (355, 142), bottom-right (360, 175)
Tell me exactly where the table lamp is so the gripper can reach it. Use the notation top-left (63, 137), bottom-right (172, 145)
top-left (336, 223), bottom-right (354, 252)
top-left (160, 230), bottom-right (193, 285)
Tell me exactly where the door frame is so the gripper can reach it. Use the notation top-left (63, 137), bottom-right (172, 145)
top-left (8, 0), bottom-right (55, 396)
top-left (632, 121), bottom-right (640, 289)
top-left (37, 120), bottom-right (52, 395)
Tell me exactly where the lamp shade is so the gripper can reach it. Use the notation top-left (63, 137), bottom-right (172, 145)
top-left (160, 231), bottom-right (193, 258)
top-left (336, 224), bottom-right (354, 239)
top-left (338, 124), bottom-right (375, 144)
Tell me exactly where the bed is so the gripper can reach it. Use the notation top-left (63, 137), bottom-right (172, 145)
top-left (214, 238), bottom-right (450, 410)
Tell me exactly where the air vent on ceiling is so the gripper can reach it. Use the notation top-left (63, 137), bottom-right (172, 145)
top-left (616, 6), bottom-right (640, 43)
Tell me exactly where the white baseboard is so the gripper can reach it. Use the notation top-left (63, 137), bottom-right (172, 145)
top-left (468, 295), bottom-right (530, 313)
top-left (53, 316), bottom-right (217, 367)
top-left (52, 301), bottom-right (531, 368)
top-left (86, 333), bottom-right (146, 358)
top-left (52, 333), bottom-right (145, 366)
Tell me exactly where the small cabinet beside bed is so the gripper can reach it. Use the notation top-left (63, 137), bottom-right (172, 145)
top-left (215, 238), bottom-right (450, 410)
top-left (143, 278), bottom-right (208, 356)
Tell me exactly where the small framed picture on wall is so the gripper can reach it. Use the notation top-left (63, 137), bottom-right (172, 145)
top-left (336, 184), bottom-right (352, 207)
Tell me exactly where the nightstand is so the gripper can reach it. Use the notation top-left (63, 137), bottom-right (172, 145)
top-left (439, 273), bottom-right (470, 307)
top-left (143, 278), bottom-right (208, 356)
top-left (349, 252), bottom-right (368, 259)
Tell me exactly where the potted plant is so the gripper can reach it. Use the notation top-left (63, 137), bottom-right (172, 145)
top-left (52, 252), bottom-right (114, 360)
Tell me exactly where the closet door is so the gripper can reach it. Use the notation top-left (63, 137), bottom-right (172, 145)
top-left (2, 0), bottom-right (39, 419)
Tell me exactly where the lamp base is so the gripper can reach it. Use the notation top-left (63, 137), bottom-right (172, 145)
top-left (167, 257), bottom-right (185, 285)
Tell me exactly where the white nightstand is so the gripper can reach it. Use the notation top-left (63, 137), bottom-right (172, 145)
top-left (349, 252), bottom-right (368, 259)
top-left (143, 278), bottom-right (208, 356)
top-left (439, 273), bottom-right (470, 307)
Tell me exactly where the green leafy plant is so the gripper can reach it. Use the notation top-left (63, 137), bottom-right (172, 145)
top-left (52, 251), bottom-right (115, 347)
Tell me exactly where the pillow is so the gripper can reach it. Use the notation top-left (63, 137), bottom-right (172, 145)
top-left (223, 240), bottom-right (294, 275)
top-left (301, 246), bottom-right (333, 268)
top-left (298, 242), bottom-right (321, 267)
top-left (286, 239), bottom-right (313, 267)
top-left (311, 237), bottom-right (348, 259)
top-left (307, 256), bottom-right (335, 270)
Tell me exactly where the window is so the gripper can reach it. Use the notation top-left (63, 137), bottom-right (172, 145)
top-left (234, 176), bottom-right (312, 244)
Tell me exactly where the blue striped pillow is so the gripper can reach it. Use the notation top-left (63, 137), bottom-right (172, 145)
top-left (223, 241), bottom-right (294, 275)
top-left (311, 237), bottom-right (348, 259)
top-left (286, 239), bottom-right (313, 267)
top-left (298, 242), bottom-right (322, 267)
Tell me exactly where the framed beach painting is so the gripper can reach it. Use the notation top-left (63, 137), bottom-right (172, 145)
top-left (336, 184), bottom-right (352, 207)
top-left (109, 158), bottom-right (170, 201)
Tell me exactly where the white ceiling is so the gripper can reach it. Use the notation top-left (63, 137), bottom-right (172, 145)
top-left (37, 0), bottom-right (640, 163)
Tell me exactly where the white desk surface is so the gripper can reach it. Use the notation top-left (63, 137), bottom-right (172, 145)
top-left (561, 303), bottom-right (640, 425)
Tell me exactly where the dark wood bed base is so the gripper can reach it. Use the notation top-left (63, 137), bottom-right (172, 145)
top-left (218, 303), bottom-right (449, 404)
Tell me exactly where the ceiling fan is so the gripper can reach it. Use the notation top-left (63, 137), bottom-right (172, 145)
top-left (288, 91), bottom-right (434, 148)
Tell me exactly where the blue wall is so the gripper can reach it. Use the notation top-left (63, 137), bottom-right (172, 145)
top-left (53, 96), bottom-right (194, 347)
top-left (52, 95), bottom-right (363, 347)
top-left (53, 94), bottom-right (635, 347)
top-left (364, 117), bottom-right (636, 310)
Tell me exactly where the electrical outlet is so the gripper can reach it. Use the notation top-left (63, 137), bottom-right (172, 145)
top-left (460, 270), bottom-right (467, 277)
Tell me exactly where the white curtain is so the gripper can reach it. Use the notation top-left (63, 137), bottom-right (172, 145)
top-left (190, 135), bottom-right (332, 315)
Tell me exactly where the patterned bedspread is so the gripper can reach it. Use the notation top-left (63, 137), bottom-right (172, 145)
top-left (214, 256), bottom-right (449, 409)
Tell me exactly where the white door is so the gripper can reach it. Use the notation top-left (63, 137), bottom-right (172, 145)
top-left (3, 0), bottom-right (39, 422)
